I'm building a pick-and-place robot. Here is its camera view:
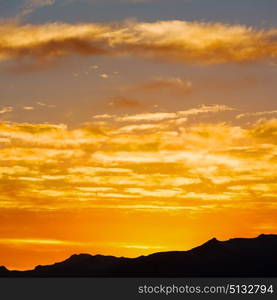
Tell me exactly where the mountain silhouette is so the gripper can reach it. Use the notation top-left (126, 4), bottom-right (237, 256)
top-left (1, 234), bottom-right (276, 277)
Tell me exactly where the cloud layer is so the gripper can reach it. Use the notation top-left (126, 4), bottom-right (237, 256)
top-left (0, 107), bottom-right (276, 212)
top-left (0, 20), bottom-right (276, 67)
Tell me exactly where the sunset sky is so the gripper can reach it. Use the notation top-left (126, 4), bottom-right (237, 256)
top-left (0, 0), bottom-right (276, 270)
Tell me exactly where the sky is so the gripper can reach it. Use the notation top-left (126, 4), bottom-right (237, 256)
top-left (0, 0), bottom-right (276, 270)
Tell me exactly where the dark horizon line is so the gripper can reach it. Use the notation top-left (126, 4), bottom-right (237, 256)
top-left (1, 233), bottom-right (277, 273)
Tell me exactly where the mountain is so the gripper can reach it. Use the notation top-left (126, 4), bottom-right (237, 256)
top-left (1, 234), bottom-right (277, 277)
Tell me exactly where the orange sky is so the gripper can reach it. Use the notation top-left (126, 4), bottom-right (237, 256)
top-left (0, 1), bottom-right (277, 271)
top-left (0, 115), bottom-right (276, 270)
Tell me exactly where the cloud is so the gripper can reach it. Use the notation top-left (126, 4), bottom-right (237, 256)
top-left (0, 20), bottom-right (276, 68)
top-left (108, 97), bottom-right (142, 108)
top-left (0, 107), bottom-right (13, 114)
top-left (179, 104), bottom-right (234, 116)
top-left (23, 106), bottom-right (35, 110)
top-left (0, 113), bottom-right (276, 234)
top-left (250, 118), bottom-right (277, 143)
top-left (0, 238), bottom-right (78, 246)
top-left (19, 0), bottom-right (55, 19)
top-left (93, 114), bottom-right (114, 120)
top-left (117, 112), bottom-right (176, 122)
top-left (115, 105), bottom-right (233, 122)
top-left (100, 73), bottom-right (109, 79)
top-left (133, 77), bottom-right (192, 95)
top-left (236, 110), bottom-right (277, 119)
top-left (117, 123), bottom-right (162, 133)
top-left (36, 101), bottom-right (56, 108)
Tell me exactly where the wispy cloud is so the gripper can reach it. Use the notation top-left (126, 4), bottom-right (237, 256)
top-left (0, 238), bottom-right (78, 246)
top-left (115, 105), bottom-right (233, 122)
top-left (23, 106), bottom-right (35, 110)
top-left (108, 97), bottom-right (142, 108)
top-left (0, 20), bottom-right (276, 68)
top-left (117, 112), bottom-right (177, 122)
top-left (0, 107), bottom-right (13, 114)
top-left (19, 0), bottom-right (55, 19)
top-left (100, 73), bottom-right (109, 79)
top-left (179, 105), bottom-right (233, 116)
top-left (236, 110), bottom-right (277, 119)
top-left (131, 77), bottom-right (192, 95)
top-left (36, 101), bottom-right (56, 108)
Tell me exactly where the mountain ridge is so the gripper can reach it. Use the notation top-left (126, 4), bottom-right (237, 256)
top-left (1, 234), bottom-right (277, 277)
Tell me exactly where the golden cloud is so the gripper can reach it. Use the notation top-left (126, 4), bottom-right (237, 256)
top-left (250, 118), bottom-right (277, 143)
top-left (0, 20), bottom-right (276, 67)
top-left (236, 110), bottom-right (277, 119)
top-left (108, 96), bottom-right (142, 108)
top-left (0, 114), bottom-right (276, 214)
top-left (0, 107), bottom-right (13, 114)
top-left (135, 77), bottom-right (192, 94)
top-left (114, 104), bottom-right (233, 122)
